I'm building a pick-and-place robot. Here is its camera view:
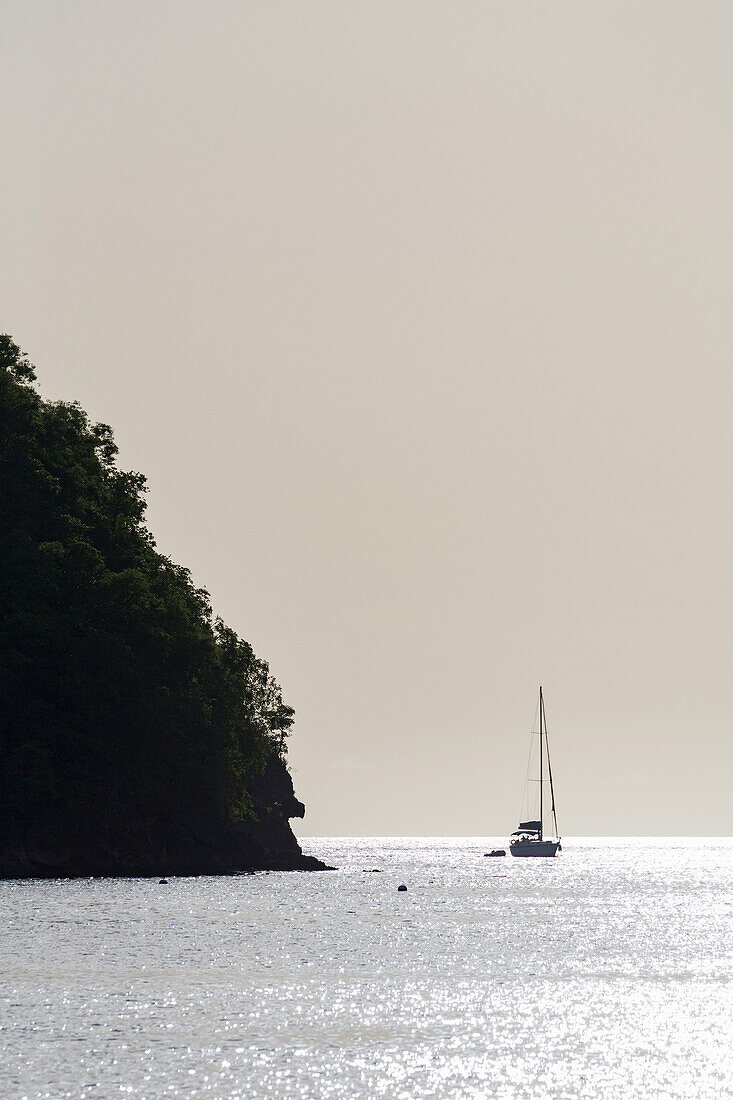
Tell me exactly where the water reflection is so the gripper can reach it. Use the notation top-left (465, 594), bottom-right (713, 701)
top-left (2, 838), bottom-right (732, 1098)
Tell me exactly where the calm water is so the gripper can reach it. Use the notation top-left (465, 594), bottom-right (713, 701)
top-left (2, 838), bottom-right (732, 1099)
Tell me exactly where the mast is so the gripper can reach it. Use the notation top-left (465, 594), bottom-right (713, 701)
top-left (537, 686), bottom-right (541, 840)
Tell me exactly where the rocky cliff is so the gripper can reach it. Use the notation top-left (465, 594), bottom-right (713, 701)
top-left (0, 757), bottom-right (328, 878)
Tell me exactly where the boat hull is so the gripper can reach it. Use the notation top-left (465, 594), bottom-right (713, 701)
top-left (510, 840), bottom-right (560, 858)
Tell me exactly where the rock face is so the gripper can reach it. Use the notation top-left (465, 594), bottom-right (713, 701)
top-left (0, 757), bottom-right (330, 878)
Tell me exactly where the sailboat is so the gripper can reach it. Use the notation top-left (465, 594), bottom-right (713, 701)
top-left (509, 686), bottom-right (561, 857)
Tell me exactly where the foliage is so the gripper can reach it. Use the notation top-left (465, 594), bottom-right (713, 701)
top-left (0, 336), bottom-right (295, 841)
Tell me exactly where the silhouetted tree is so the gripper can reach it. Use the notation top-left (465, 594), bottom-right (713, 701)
top-left (0, 337), bottom-right (295, 849)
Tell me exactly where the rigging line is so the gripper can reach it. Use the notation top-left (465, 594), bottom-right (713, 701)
top-left (537, 682), bottom-right (541, 836)
top-left (519, 696), bottom-right (538, 820)
top-left (543, 692), bottom-right (559, 837)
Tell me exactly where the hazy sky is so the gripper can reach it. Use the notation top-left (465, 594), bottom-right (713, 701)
top-left (3, 2), bottom-right (732, 835)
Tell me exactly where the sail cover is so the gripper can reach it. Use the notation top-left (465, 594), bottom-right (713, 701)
top-left (518, 820), bottom-right (542, 831)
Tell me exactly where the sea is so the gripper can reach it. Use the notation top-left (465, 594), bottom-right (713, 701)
top-left (1, 837), bottom-right (732, 1099)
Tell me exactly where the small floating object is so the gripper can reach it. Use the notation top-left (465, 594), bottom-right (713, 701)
top-left (484, 850), bottom-right (506, 857)
top-left (159, 879), bottom-right (168, 884)
top-left (397, 884), bottom-right (407, 892)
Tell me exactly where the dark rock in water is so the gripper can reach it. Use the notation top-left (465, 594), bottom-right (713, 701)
top-left (397, 883), bottom-right (407, 892)
top-left (159, 879), bottom-right (168, 884)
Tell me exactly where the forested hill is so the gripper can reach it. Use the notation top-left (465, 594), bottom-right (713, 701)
top-left (0, 336), bottom-right (326, 876)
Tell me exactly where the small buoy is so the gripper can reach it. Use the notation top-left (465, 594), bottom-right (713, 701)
top-left (159, 879), bottom-right (168, 884)
top-left (397, 884), bottom-right (407, 892)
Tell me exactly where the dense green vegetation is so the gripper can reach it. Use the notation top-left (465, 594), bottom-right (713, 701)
top-left (0, 336), bottom-right (296, 858)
